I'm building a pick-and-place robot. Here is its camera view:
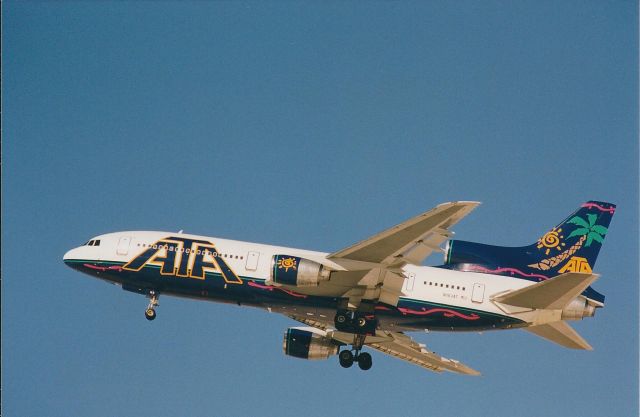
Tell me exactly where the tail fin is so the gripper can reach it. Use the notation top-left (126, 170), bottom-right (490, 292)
top-left (443, 201), bottom-right (614, 304)
top-left (526, 201), bottom-right (615, 274)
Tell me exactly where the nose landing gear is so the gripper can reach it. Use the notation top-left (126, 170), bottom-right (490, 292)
top-left (145, 291), bottom-right (159, 321)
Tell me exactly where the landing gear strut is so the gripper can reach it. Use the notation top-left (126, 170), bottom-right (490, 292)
top-left (338, 334), bottom-right (373, 370)
top-left (145, 291), bottom-right (159, 321)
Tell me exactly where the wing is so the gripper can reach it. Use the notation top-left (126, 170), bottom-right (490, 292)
top-left (290, 315), bottom-right (480, 376)
top-left (264, 202), bottom-right (479, 307)
top-left (328, 201), bottom-right (479, 267)
top-left (364, 331), bottom-right (481, 375)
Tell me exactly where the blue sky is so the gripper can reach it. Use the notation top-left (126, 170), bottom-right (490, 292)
top-left (3, 2), bottom-right (637, 416)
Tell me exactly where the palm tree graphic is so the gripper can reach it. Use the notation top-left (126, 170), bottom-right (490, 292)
top-left (566, 213), bottom-right (608, 247)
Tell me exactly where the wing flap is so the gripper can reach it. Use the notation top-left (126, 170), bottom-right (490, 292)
top-left (367, 331), bottom-right (481, 375)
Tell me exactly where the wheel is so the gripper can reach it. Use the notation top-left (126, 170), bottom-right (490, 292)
top-left (339, 350), bottom-right (354, 368)
top-left (357, 352), bottom-right (372, 370)
top-left (356, 317), bottom-right (367, 328)
top-left (336, 314), bottom-right (347, 324)
top-left (145, 308), bottom-right (156, 321)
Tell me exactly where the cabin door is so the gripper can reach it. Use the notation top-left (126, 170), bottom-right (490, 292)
top-left (471, 283), bottom-right (485, 303)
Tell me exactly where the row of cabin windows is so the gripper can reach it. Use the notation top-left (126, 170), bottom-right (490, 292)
top-left (85, 240), bottom-right (101, 246)
top-left (136, 242), bottom-right (243, 260)
top-left (424, 281), bottom-right (465, 291)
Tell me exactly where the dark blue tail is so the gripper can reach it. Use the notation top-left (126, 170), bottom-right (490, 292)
top-left (524, 201), bottom-right (615, 274)
top-left (442, 201), bottom-right (616, 302)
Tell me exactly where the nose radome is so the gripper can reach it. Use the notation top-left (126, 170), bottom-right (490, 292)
top-left (63, 247), bottom-right (81, 262)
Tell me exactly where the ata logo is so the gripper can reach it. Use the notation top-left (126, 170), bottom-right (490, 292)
top-left (558, 256), bottom-right (593, 273)
top-left (123, 236), bottom-right (242, 284)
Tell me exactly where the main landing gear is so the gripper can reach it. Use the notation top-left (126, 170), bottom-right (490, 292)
top-left (339, 350), bottom-right (373, 370)
top-left (334, 309), bottom-right (377, 334)
top-left (145, 291), bottom-right (159, 321)
top-left (338, 334), bottom-right (373, 370)
top-left (333, 308), bottom-right (377, 370)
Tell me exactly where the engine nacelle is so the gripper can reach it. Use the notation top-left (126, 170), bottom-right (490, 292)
top-left (562, 297), bottom-right (596, 320)
top-left (282, 327), bottom-right (338, 360)
top-left (269, 254), bottom-right (330, 287)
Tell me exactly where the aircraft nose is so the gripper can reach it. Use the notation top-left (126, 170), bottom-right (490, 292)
top-left (63, 247), bottom-right (81, 263)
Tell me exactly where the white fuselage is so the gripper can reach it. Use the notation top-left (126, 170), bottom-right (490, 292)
top-left (63, 231), bottom-right (565, 331)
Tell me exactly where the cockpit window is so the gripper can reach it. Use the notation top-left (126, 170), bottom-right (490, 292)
top-left (94, 240), bottom-right (101, 246)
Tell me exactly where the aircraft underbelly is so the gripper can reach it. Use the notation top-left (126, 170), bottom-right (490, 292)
top-left (70, 259), bottom-right (523, 332)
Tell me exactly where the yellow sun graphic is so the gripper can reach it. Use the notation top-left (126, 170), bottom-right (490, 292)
top-left (536, 227), bottom-right (566, 255)
top-left (277, 257), bottom-right (297, 272)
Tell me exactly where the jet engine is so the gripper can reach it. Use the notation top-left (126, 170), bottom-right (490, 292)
top-left (562, 297), bottom-right (597, 320)
top-left (269, 254), bottom-right (331, 287)
top-left (282, 327), bottom-right (339, 360)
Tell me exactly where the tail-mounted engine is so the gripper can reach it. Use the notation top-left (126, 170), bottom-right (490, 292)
top-left (282, 327), bottom-right (339, 360)
top-left (562, 297), bottom-right (597, 320)
top-left (269, 254), bottom-right (331, 287)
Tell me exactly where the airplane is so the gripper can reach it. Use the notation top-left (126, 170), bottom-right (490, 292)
top-left (63, 200), bottom-right (615, 375)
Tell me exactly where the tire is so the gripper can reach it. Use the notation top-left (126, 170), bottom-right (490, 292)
top-left (336, 314), bottom-right (347, 324)
top-left (339, 350), bottom-right (354, 368)
top-left (356, 317), bottom-right (367, 328)
top-left (145, 308), bottom-right (156, 321)
top-left (357, 352), bottom-right (372, 370)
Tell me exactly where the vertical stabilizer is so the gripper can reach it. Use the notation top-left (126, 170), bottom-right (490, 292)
top-left (526, 201), bottom-right (615, 274)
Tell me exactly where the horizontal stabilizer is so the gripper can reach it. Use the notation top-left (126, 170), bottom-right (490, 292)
top-left (525, 321), bottom-right (593, 350)
top-left (494, 272), bottom-right (598, 310)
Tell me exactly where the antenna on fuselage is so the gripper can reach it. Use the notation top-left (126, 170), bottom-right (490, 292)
top-left (178, 230), bottom-right (183, 234)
